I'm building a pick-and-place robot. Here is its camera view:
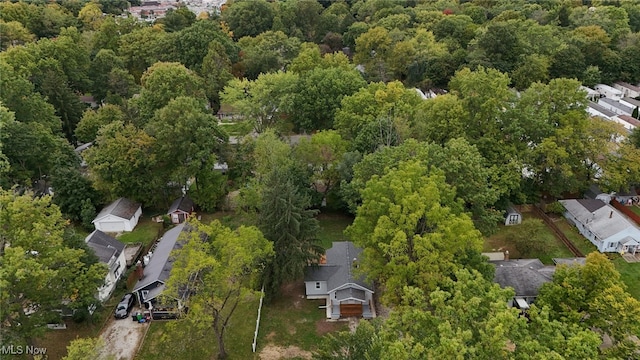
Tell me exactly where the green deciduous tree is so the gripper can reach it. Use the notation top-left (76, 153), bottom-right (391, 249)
top-left (292, 66), bottom-right (366, 131)
top-left (346, 161), bottom-right (484, 304)
top-left (51, 166), bottom-right (100, 222)
top-left (0, 191), bottom-right (106, 345)
top-left (146, 96), bottom-right (228, 202)
top-left (84, 121), bottom-right (159, 206)
top-left (62, 337), bottom-right (113, 360)
top-left (132, 62), bottom-right (207, 126)
top-left (222, 0), bottom-right (275, 39)
top-left (0, 20), bottom-right (35, 50)
top-left (162, 219), bottom-right (274, 359)
top-left (221, 71), bottom-right (298, 133)
top-left (75, 105), bottom-right (126, 144)
top-left (237, 31), bottom-right (301, 80)
top-left (537, 252), bottom-right (640, 357)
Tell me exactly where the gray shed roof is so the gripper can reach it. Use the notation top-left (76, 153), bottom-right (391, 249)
top-left (85, 230), bottom-right (125, 264)
top-left (94, 197), bottom-right (141, 222)
top-left (167, 196), bottom-right (194, 215)
top-left (304, 242), bottom-right (373, 293)
top-left (134, 222), bottom-right (187, 291)
top-left (584, 184), bottom-right (604, 199)
top-left (492, 259), bottom-right (555, 297)
top-left (559, 199), bottom-right (638, 240)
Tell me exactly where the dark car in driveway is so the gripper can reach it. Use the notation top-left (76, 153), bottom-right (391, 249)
top-left (114, 293), bottom-right (135, 319)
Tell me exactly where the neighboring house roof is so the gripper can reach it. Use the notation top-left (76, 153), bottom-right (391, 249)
top-left (622, 97), bottom-right (640, 108)
top-left (588, 101), bottom-right (616, 118)
top-left (85, 230), bottom-right (125, 264)
top-left (305, 242), bottom-right (373, 293)
top-left (615, 81), bottom-right (640, 93)
top-left (134, 222), bottom-right (187, 292)
top-left (618, 115), bottom-right (640, 127)
top-left (615, 187), bottom-right (638, 197)
top-left (552, 258), bottom-right (586, 266)
top-left (74, 142), bottom-right (93, 153)
top-left (492, 259), bottom-right (555, 297)
top-left (167, 196), bottom-right (194, 215)
top-left (94, 198), bottom-right (141, 222)
top-left (559, 199), bottom-right (638, 240)
top-left (585, 184), bottom-right (604, 199)
top-left (505, 204), bottom-right (520, 215)
top-left (599, 98), bottom-right (634, 114)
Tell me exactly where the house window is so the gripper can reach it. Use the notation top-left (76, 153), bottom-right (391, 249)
top-left (315, 282), bottom-right (320, 289)
top-left (113, 263), bottom-right (121, 279)
top-left (141, 290), bottom-right (149, 300)
top-left (508, 215), bottom-right (519, 225)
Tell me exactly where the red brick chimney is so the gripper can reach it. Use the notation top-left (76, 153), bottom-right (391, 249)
top-left (136, 260), bottom-right (144, 280)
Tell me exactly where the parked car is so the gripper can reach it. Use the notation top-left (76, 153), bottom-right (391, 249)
top-left (114, 293), bottom-right (135, 319)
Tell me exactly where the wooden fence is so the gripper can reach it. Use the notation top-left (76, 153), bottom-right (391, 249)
top-left (532, 205), bottom-right (583, 257)
top-left (610, 200), bottom-right (640, 226)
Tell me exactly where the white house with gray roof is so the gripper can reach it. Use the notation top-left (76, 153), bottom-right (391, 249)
top-left (614, 82), bottom-right (640, 99)
top-left (588, 101), bottom-right (616, 120)
top-left (92, 197), bottom-right (142, 233)
top-left (133, 222), bottom-right (188, 309)
top-left (85, 230), bottom-right (127, 302)
top-left (304, 242), bottom-right (374, 320)
top-left (598, 98), bottom-right (634, 116)
top-left (559, 199), bottom-right (640, 255)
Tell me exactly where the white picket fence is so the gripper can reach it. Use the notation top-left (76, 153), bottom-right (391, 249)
top-left (252, 285), bottom-right (266, 353)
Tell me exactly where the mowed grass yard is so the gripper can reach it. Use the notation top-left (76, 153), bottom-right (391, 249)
top-left (484, 212), bottom-right (574, 264)
top-left (118, 216), bottom-right (163, 247)
top-left (136, 296), bottom-right (260, 360)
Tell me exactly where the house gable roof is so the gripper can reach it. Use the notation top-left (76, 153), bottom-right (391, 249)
top-left (588, 101), bottom-right (616, 117)
top-left (133, 222), bottom-right (187, 292)
top-left (85, 230), bottom-right (125, 264)
top-left (167, 196), bottom-right (194, 215)
top-left (599, 98), bottom-right (634, 114)
top-left (622, 97), bottom-right (640, 108)
top-left (492, 259), bottom-right (555, 297)
top-left (304, 242), bottom-right (373, 293)
top-left (93, 197), bottom-right (141, 222)
top-left (559, 199), bottom-right (639, 240)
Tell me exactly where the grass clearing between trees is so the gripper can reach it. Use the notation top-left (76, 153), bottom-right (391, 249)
top-left (118, 217), bottom-right (163, 246)
top-left (316, 213), bottom-right (353, 250)
top-left (484, 212), bottom-right (573, 264)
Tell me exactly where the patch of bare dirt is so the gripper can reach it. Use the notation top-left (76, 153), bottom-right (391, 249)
top-left (315, 319), bottom-right (344, 335)
top-left (259, 345), bottom-right (312, 360)
top-left (99, 308), bottom-right (148, 360)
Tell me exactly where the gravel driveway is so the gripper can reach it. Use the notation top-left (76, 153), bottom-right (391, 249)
top-left (99, 307), bottom-right (149, 360)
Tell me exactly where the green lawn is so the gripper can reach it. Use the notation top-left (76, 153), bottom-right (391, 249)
top-left (612, 257), bottom-right (640, 300)
top-left (257, 282), bottom-right (348, 353)
top-left (118, 217), bottom-right (163, 246)
top-left (317, 213), bottom-right (354, 250)
top-left (136, 296), bottom-right (260, 360)
top-left (484, 213), bottom-right (573, 264)
top-left (218, 120), bottom-right (253, 136)
top-left (554, 219), bottom-right (598, 256)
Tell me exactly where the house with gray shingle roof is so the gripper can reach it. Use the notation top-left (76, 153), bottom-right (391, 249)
top-left (559, 199), bottom-right (640, 255)
top-left (85, 230), bottom-right (126, 302)
top-left (491, 258), bottom-right (555, 309)
top-left (133, 222), bottom-right (188, 309)
top-left (92, 197), bottom-right (142, 233)
top-left (588, 101), bottom-right (616, 119)
top-left (304, 242), bottom-right (374, 319)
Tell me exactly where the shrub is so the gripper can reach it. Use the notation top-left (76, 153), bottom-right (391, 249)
top-left (546, 201), bottom-right (566, 216)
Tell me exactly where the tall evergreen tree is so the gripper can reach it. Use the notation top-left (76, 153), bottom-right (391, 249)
top-left (258, 167), bottom-right (323, 299)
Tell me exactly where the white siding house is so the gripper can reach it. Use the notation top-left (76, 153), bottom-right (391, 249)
top-left (559, 199), bottom-right (640, 255)
top-left (595, 84), bottom-right (622, 100)
top-left (85, 230), bottom-right (127, 302)
top-left (613, 82), bottom-right (640, 99)
top-left (93, 198), bottom-right (142, 232)
top-left (304, 242), bottom-right (375, 319)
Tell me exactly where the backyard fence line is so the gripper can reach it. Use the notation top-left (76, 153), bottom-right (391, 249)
top-left (252, 284), bottom-right (265, 353)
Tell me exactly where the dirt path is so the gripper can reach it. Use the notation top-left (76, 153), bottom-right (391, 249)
top-left (99, 308), bottom-right (149, 360)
